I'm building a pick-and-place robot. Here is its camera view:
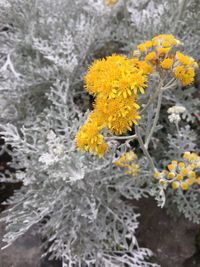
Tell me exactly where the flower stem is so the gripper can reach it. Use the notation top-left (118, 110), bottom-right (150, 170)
top-left (140, 79), bottom-right (163, 115)
top-left (145, 90), bottom-right (163, 149)
top-left (105, 134), bottom-right (137, 141)
top-left (135, 125), bottom-right (155, 172)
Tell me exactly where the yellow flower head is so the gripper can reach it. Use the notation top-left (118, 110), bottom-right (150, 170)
top-left (85, 54), bottom-right (147, 98)
top-left (77, 54), bottom-right (149, 157)
top-left (160, 58), bottom-right (174, 69)
top-left (174, 65), bottom-right (195, 86)
top-left (94, 96), bottom-right (140, 134)
top-left (133, 34), bottom-right (198, 88)
top-left (104, 0), bottom-right (118, 6)
top-left (76, 121), bottom-right (107, 157)
top-left (134, 34), bottom-right (179, 73)
top-left (173, 51), bottom-right (198, 86)
top-left (145, 52), bottom-right (157, 62)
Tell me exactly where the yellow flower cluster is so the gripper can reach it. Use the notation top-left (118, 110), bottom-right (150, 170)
top-left (115, 151), bottom-right (139, 176)
top-left (76, 55), bottom-right (148, 157)
top-left (174, 52), bottom-right (198, 86)
top-left (133, 34), bottom-right (199, 86)
top-left (75, 120), bottom-right (108, 158)
top-left (154, 152), bottom-right (200, 190)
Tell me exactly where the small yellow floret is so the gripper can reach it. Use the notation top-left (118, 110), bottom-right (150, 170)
top-left (137, 43), bottom-right (146, 53)
top-left (189, 171), bottom-right (196, 178)
top-left (176, 174), bottom-right (183, 181)
top-left (104, 0), bottom-right (118, 6)
top-left (161, 58), bottom-right (173, 69)
top-left (162, 41), bottom-right (171, 48)
top-left (183, 151), bottom-right (190, 160)
top-left (145, 40), bottom-right (152, 48)
top-left (145, 52), bottom-right (157, 62)
top-left (178, 162), bottom-right (185, 169)
top-left (172, 181), bottom-right (179, 189)
top-left (180, 168), bottom-right (189, 176)
top-left (181, 182), bottom-right (189, 190)
top-left (186, 178), bottom-right (194, 186)
top-left (96, 143), bottom-right (108, 158)
top-left (168, 172), bottom-right (175, 179)
top-left (154, 170), bottom-right (160, 178)
top-left (157, 47), bottom-right (171, 57)
top-left (168, 164), bottom-right (176, 171)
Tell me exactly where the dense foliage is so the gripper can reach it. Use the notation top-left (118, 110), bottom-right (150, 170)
top-left (0, 0), bottom-right (200, 266)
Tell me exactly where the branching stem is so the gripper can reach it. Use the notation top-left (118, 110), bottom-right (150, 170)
top-left (140, 79), bottom-right (163, 115)
top-left (0, 53), bottom-right (21, 79)
top-left (135, 125), bottom-right (155, 172)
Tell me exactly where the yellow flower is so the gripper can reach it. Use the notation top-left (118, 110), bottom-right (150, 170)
top-left (176, 174), bottom-right (183, 181)
top-left (157, 151), bottom-right (200, 191)
top-left (152, 34), bottom-right (178, 47)
top-left (77, 54), bottom-right (150, 157)
top-left (85, 54), bottom-right (147, 98)
top-left (145, 40), bottom-right (153, 48)
top-left (104, 0), bottom-right (118, 6)
top-left (137, 43), bottom-right (146, 53)
top-left (160, 58), bottom-right (173, 69)
top-left (76, 121), bottom-right (107, 157)
top-left (94, 95), bottom-right (141, 134)
top-left (183, 151), bottom-right (190, 160)
top-left (168, 172), bottom-right (175, 179)
top-left (152, 39), bottom-right (159, 46)
top-left (180, 168), bottom-right (189, 176)
top-left (181, 182), bottom-right (189, 190)
top-left (154, 170), bottom-right (161, 178)
top-left (172, 181), bottom-right (179, 189)
top-left (145, 52), bottom-right (157, 62)
top-left (178, 162), bottom-right (185, 169)
top-left (137, 60), bottom-right (153, 74)
top-left (115, 151), bottom-right (139, 176)
top-left (189, 171), bottom-right (196, 178)
top-left (174, 65), bottom-right (185, 79)
top-left (96, 143), bottom-right (108, 158)
top-left (186, 178), bottom-right (194, 186)
top-left (168, 163), bottom-right (176, 171)
top-left (174, 66), bottom-right (195, 86)
top-left (157, 47), bottom-right (171, 57)
top-left (176, 52), bottom-right (196, 66)
top-left (162, 41), bottom-right (171, 48)
top-left (173, 51), bottom-right (198, 86)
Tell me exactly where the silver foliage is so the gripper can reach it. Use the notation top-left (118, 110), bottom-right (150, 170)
top-left (0, 0), bottom-right (200, 266)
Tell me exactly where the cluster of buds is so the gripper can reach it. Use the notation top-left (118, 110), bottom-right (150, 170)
top-left (154, 152), bottom-right (200, 190)
top-left (167, 105), bottom-right (186, 123)
top-left (115, 151), bottom-right (139, 176)
top-left (133, 34), bottom-right (199, 86)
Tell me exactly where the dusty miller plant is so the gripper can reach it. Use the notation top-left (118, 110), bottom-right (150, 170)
top-left (0, 0), bottom-right (200, 266)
